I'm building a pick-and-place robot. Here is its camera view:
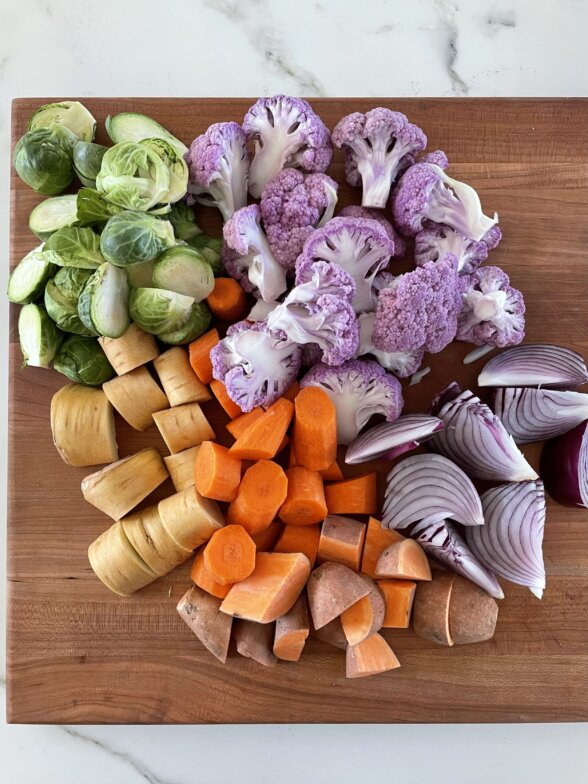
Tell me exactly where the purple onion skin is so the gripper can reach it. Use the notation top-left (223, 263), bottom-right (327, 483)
top-left (430, 382), bottom-right (462, 416)
top-left (384, 441), bottom-right (422, 461)
top-left (541, 420), bottom-right (588, 507)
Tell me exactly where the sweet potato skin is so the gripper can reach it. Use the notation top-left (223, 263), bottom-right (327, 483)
top-left (177, 585), bottom-right (233, 663)
top-left (307, 562), bottom-right (371, 630)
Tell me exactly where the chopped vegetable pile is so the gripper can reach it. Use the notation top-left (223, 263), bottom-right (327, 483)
top-left (9, 97), bottom-right (588, 679)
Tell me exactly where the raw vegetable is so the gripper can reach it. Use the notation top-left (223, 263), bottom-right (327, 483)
top-left (340, 576), bottom-right (385, 645)
top-left (177, 586), bottom-right (233, 664)
top-left (195, 442), bottom-right (241, 502)
top-left (204, 525), bottom-right (256, 585)
top-left (312, 617), bottom-right (348, 650)
top-left (189, 328), bottom-right (219, 384)
top-left (210, 379), bottom-right (243, 419)
top-left (375, 539), bottom-right (432, 581)
top-left (122, 504), bottom-right (191, 577)
top-left (88, 521), bottom-right (156, 596)
top-left (274, 524), bottom-right (321, 568)
top-left (448, 577), bottom-right (499, 645)
top-left (188, 234), bottom-right (224, 276)
top-left (98, 323), bottom-right (159, 375)
top-left (18, 303), bottom-right (63, 367)
top-left (226, 408), bottom-right (264, 439)
top-left (307, 562), bottom-right (371, 629)
top-left (206, 277), bottom-right (248, 322)
top-left (153, 246), bottom-right (214, 301)
top-left (13, 125), bottom-right (76, 194)
top-left (346, 634), bottom-right (401, 678)
top-left (106, 112), bottom-right (188, 157)
top-left (164, 446), bottom-right (200, 492)
top-left (478, 344), bottom-right (588, 389)
top-left (234, 620), bottom-right (277, 667)
top-left (227, 460), bottom-right (288, 535)
top-left (140, 137), bottom-right (188, 204)
top-left (152, 401), bottom-right (215, 454)
top-left (220, 552), bottom-right (311, 623)
top-left (251, 520), bottom-right (284, 552)
top-left (76, 187), bottom-right (123, 227)
top-left (54, 335), bottom-right (115, 386)
top-left (378, 580), bottom-right (416, 628)
top-left (339, 204), bottom-right (406, 257)
top-left (158, 487), bottom-right (224, 551)
top-left (412, 571), bottom-right (455, 646)
top-left (29, 195), bottom-right (79, 239)
top-left (317, 515), bottom-right (367, 571)
top-left (44, 267), bottom-right (94, 334)
top-left (229, 398), bottom-right (294, 460)
top-left (357, 312), bottom-right (424, 378)
top-left (279, 467), bottom-right (327, 526)
top-left (8, 245), bottom-right (58, 304)
top-left (168, 202), bottom-right (202, 241)
top-left (361, 517), bottom-right (405, 578)
top-left (345, 414), bottom-right (444, 465)
top-left (44, 226), bottom-right (104, 269)
top-left (158, 301), bottom-right (211, 345)
top-left (191, 550), bottom-right (231, 599)
top-left (78, 262), bottom-right (130, 338)
top-left (29, 101), bottom-right (96, 142)
top-left (50, 384), bottom-right (118, 466)
top-left (103, 366), bottom-right (169, 430)
top-left (273, 595), bottom-right (310, 662)
top-left (129, 287), bottom-right (194, 335)
top-left (73, 141), bottom-right (108, 188)
top-left (457, 266), bottom-right (525, 348)
top-left (416, 223), bottom-right (502, 274)
top-left (96, 141), bottom-right (169, 211)
top-left (291, 386), bottom-right (337, 472)
top-left (324, 473), bottom-right (377, 515)
top-left (100, 211), bottom-right (175, 267)
top-left (494, 387), bottom-right (588, 444)
top-left (320, 460), bottom-right (343, 481)
top-left (541, 422), bottom-right (588, 507)
top-left (153, 347), bottom-right (211, 406)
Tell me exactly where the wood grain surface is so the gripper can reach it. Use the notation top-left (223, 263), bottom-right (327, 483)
top-left (7, 98), bottom-right (588, 724)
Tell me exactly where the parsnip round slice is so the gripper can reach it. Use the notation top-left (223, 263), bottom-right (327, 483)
top-left (98, 323), bottom-right (159, 375)
top-left (158, 487), bottom-right (224, 551)
top-left (88, 521), bottom-right (157, 596)
top-left (153, 402), bottom-right (215, 454)
top-left (153, 347), bottom-right (212, 407)
top-left (51, 384), bottom-right (118, 467)
top-left (103, 366), bottom-right (169, 431)
top-left (163, 446), bottom-right (199, 492)
top-left (122, 504), bottom-right (191, 576)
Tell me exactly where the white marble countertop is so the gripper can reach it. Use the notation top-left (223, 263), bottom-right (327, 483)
top-left (1, 1), bottom-right (587, 781)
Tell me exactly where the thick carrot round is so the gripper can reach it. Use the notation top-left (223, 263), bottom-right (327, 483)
top-left (324, 473), bottom-right (378, 516)
top-left (321, 460), bottom-right (344, 481)
top-left (189, 328), bottom-right (219, 385)
top-left (293, 387), bottom-right (337, 472)
top-left (226, 408), bottom-right (264, 438)
top-left (229, 398), bottom-right (294, 460)
top-left (207, 278), bottom-right (248, 322)
top-left (191, 549), bottom-right (232, 599)
top-left (279, 467), bottom-right (327, 526)
top-left (203, 524), bottom-right (256, 585)
top-left (274, 523), bottom-right (321, 568)
top-left (251, 520), bottom-right (284, 551)
top-left (227, 460), bottom-right (288, 535)
top-left (210, 379), bottom-right (243, 419)
top-left (195, 441), bottom-right (241, 502)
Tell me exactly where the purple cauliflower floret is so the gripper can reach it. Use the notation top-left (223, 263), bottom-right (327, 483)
top-left (392, 162), bottom-right (498, 241)
top-left (266, 258), bottom-right (359, 366)
top-left (184, 122), bottom-right (249, 221)
top-left (457, 265), bottom-right (525, 348)
top-left (298, 217), bottom-right (395, 314)
top-left (419, 150), bottom-right (449, 170)
top-left (259, 168), bottom-right (338, 270)
top-left (332, 109), bottom-right (427, 209)
top-left (414, 224), bottom-right (502, 275)
top-left (357, 312), bottom-right (424, 378)
top-left (372, 253), bottom-right (461, 354)
top-left (243, 95), bottom-right (332, 198)
top-left (222, 204), bottom-right (287, 302)
top-left (300, 359), bottom-right (403, 444)
top-left (210, 320), bottom-right (302, 412)
top-left (338, 205), bottom-right (406, 258)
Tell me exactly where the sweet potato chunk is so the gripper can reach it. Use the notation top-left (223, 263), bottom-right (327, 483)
top-left (340, 575), bottom-right (385, 645)
top-left (361, 517), bottom-right (405, 578)
top-left (234, 620), bottom-right (277, 666)
top-left (375, 539), bottom-right (432, 581)
top-left (273, 595), bottom-right (309, 662)
top-left (378, 579), bottom-right (417, 629)
top-left (177, 585), bottom-right (233, 663)
top-left (317, 515), bottom-right (367, 572)
top-left (448, 576), bottom-right (499, 645)
top-left (346, 633), bottom-right (401, 678)
top-left (413, 572), bottom-right (456, 646)
top-left (307, 562), bottom-right (370, 630)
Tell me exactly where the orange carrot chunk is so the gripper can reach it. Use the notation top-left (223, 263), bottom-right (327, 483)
top-left (293, 387), bottom-right (337, 472)
top-left (195, 441), bottom-right (241, 502)
top-left (251, 520), bottom-right (284, 551)
top-left (203, 524), bottom-right (256, 585)
top-left (320, 460), bottom-right (344, 481)
top-left (190, 549), bottom-right (232, 599)
top-left (229, 398), bottom-right (294, 460)
top-left (279, 467), bottom-right (327, 526)
top-left (189, 328), bottom-right (219, 385)
top-left (227, 460), bottom-right (288, 535)
top-left (274, 523), bottom-right (321, 568)
top-left (207, 278), bottom-right (248, 322)
top-left (324, 473), bottom-right (377, 515)
top-left (226, 408), bottom-right (264, 438)
top-left (210, 379), bottom-right (243, 419)
top-left (361, 517), bottom-right (405, 578)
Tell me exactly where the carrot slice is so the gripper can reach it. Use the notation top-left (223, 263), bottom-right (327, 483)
top-left (324, 473), bottom-right (377, 515)
top-left (207, 278), bottom-right (248, 322)
top-left (227, 460), bottom-right (288, 535)
top-left (195, 441), bottom-right (241, 502)
top-left (251, 520), bottom-right (283, 551)
top-left (189, 328), bottom-right (219, 385)
top-left (361, 517), bottom-right (405, 578)
top-left (293, 387), bottom-right (337, 472)
top-left (190, 549), bottom-right (232, 599)
top-left (289, 438), bottom-right (342, 481)
top-left (274, 523), bottom-right (321, 568)
top-left (279, 467), bottom-right (327, 526)
top-left (210, 379), bottom-right (243, 419)
top-left (226, 408), bottom-right (264, 438)
top-left (229, 398), bottom-right (294, 460)
top-left (203, 524), bottom-right (256, 585)
top-left (288, 440), bottom-right (298, 469)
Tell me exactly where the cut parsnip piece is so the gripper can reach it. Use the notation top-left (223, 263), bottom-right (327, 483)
top-left (88, 520), bottom-right (157, 596)
top-left (234, 620), bottom-right (277, 667)
top-left (81, 448), bottom-right (168, 520)
top-left (51, 384), bottom-right (118, 467)
top-left (153, 402), bottom-right (215, 453)
top-left (164, 446), bottom-right (199, 491)
top-left (273, 594), bottom-right (309, 662)
top-left (153, 347), bottom-right (212, 406)
top-left (413, 572), bottom-right (455, 646)
top-left (122, 504), bottom-right (191, 576)
top-left (103, 367), bottom-right (169, 431)
top-left (361, 517), bottom-right (405, 578)
top-left (375, 539), bottom-right (432, 581)
top-left (378, 579), bottom-right (417, 628)
top-left (158, 487), bottom-right (224, 551)
top-left (340, 575), bottom-right (385, 645)
top-left (177, 585), bottom-right (233, 663)
top-left (99, 323), bottom-right (159, 375)
top-left (317, 515), bottom-right (367, 572)
top-left (448, 576), bottom-right (499, 645)
top-left (346, 633), bottom-right (401, 679)
top-left (307, 562), bottom-right (370, 630)
top-left (220, 552), bottom-right (310, 623)
top-left (313, 617), bottom-right (347, 650)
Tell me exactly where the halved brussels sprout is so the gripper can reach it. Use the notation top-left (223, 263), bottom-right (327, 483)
top-left (43, 226), bottom-right (104, 269)
top-left (105, 112), bottom-right (188, 157)
top-left (29, 195), bottom-right (79, 240)
top-left (187, 234), bottom-right (224, 276)
top-left (13, 125), bottom-right (76, 195)
top-left (96, 141), bottom-right (170, 211)
top-left (141, 138), bottom-right (188, 204)
top-left (18, 304), bottom-right (63, 368)
top-left (28, 101), bottom-right (96, 142)
top-left (8, 245), bottom-right (58, 304)
top-left (73, 141), bottom-right (108, 188)
top-left (53, 335), bottom-right (115, 386)
top-left (129, 287), bottom-right (194, 335)
top-left (78, 263), bottom-right (130, 338)
top-left (168, 202), bottom-right (202, 241)
top-left (44, 267), bottom-right (95, 335)
top-left (126, 260), bottom-right (155, 289)
top-left (152, 246), bottom-right (214, 301)
top-left (100, 211), bottom-right (175, 266)
top-left (158, 301), bottom-right (212, 345)
top-left (76, 188), bottom-right (123, 227)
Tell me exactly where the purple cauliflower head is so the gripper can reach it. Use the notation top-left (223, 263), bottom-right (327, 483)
top-left (338, 204), bottom-right (406, 258)
top-left (457, 265), bottom-right (525, 348)
top-left (259, 168), bottom-right (338, 270)
top-left (414, 224), bottom-right (502, 275)
top-left (419, 150), bottom-right (449, 170)
top-left (392, 162), bottom-right (498, 241)
top-left (222, 204), bottom-right (287, 302)
top-left (372, 253), bottom-right (461, 354)
top-left (243, 95), bottom-right (332, 199)
top-left (184, 122), bottom-right (249, 221)
top-left (300, 358), bottom-right (404, 444)
top-left (357, 312), bottom-right (424, 378)
top-left (210, 320), bottom-right (302, 412)
top-left (332, 109), bottom-right (427, 209)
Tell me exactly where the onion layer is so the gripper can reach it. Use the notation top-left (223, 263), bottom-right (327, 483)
top-left (430, 387), bottom-right (538, 482)
top-left (345, 414), bottom-right (444, 465)
top-left (382, 453), bottom-right (484, 529)
top-left (466, 481), bottom-right (546, 599)
top-left (478, 344), bottom-right (588, 389)
top-left (494, 388), bottom-right (588, 444)
top-left (540, 421), bottom-right (588, 508)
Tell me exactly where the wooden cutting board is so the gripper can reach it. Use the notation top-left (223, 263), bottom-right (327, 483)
top-left (7, 98), bottom-right (588, 724)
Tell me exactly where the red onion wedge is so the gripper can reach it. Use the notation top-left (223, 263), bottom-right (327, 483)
top-left (406, 517), bottom-right (504, 599)
top-left (494, 388), bottom-right (588, 444)
top-left (540, 421), bottom-right (588, 508)
top-left (466, 481), bottom-right (546, 599)
top-left (345, 414), bottom-right (444, 465)
top-left (430, 387), bottom-right (538, 482)
top-left (478, 344), bottom-right (588, 389)
top-left (382, 453), bottom-right (484, 530)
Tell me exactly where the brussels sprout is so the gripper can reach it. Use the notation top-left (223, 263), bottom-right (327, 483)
top-left (76, 188), bottom-right (123, 227)
top-left (8, 245), bottom-right (58, 304)
top-left (105, 112), bottom-right (188, 157)
top-left (44, 267), bottom-right (95, 335)
top-left (29, 101), bottom-right (97, 142)
top-left (18, 304), bottom-right (63, 368)
top-left (168, 201), bottom-right (202, 241)
top-left (158, 301), bottom-right (212, 345)
top-left (129, 287), bottom-right (194, 335)
top-left (100, 211), bottom-right (175, 267)
top-left (140, 138), bottom-right (188, 204)
top-left (73, 141), bottom-right (108, 188)
top-left (126, 260), bottom-right (155, 289)
top-left (96, 141), bottom-right (170, 212)
top-left (53, 335), bottom-right (115, 386)
top-left (29, 195), bottom-right (79, 240)
top-left (152, 246), bottom-right (214, 301)
top-left (43, 227), bottom-right (104, 269)
top-left (78, 263), bottom-right (130, 338)
top-left (186, 234), bottom-right (224, 276)
top-left (13, 125), bottom-right (76, 195)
